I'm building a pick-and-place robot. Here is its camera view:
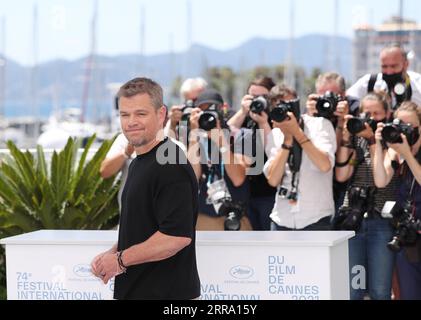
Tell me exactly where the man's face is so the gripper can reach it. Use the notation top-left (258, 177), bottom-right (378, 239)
top-left (380, 49), bottom-right (408, 75)
top-left (316, 81), bottom-right (343, 96)
top-left (361, 100), bottom-right (388, 121)
top-left (248, 85), bottom-right (270, 97)
top-left (119, 93), bottom-right (165, 147)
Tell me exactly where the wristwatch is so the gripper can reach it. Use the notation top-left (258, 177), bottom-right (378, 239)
top-left (281, 144), bottom-right (293, 151)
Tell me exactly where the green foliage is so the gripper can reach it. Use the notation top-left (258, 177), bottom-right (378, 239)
top-left (0, 135), bottom-right (121, 299)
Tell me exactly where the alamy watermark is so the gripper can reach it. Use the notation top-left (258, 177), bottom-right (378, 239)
top-left (155, 127), bottom-right (266, 176)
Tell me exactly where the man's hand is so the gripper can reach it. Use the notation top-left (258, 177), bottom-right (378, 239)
top-left (249, 110), bottom-right (268, 128)
top-left (306, 94), bottom-right (319, 116)
top-left (388, 134), bottom-right (412, 158)
top-left (241, 94), bottom-right (254, 115)
top-left (375, 122), bottom-right (385, 142)
top-left (92, 251), bottom-right (123, 284)
top-left (189, 108), bottom-right (202, 130)
top-left (168, 105), bottom-right (183, 128)
top-left (334, 100), bottom-right (349, 126)
top-left (272, 112), bottom-right (300, 138)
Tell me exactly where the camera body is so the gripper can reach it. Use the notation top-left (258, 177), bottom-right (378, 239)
top-left (181, 100), bottom-right (195, 122)
top-left (346, 113), bottom-right (378, 135)
top-left (382, 119), bottom-right (419, 145)
top-left (334, 186), bottom-right (376, 231)
top-left (270, 99), bottom-right (301, 123)
top-left (316, 91), bottom-right (342, 119)
top-left (206, 179), bottom-right (243, 231)
top-left (250, 96), bottom-right (268, 115)
top-left (387, 201), bottom-right (421, 252)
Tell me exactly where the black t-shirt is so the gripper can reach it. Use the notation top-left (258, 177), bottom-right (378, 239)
top-left (114, 138), bottom-right (200, 300)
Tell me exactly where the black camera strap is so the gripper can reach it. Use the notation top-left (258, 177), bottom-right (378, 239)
top-left (278, 119), bottom-right (304, 201)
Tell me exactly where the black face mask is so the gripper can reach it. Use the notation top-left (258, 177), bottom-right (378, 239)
top-left (408, 127), bottom-right (420, 146)
top-left (383, 72), bottom-right (404, 89)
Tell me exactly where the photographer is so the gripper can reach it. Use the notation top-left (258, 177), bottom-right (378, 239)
top-left (335, 92), bottom-right (397, 300)
top-left (264, 85), bottom-right (336, 231)
top-left (373, 101), bottom-right (421, 300)
top-left (228, 78), bottom-right (297, 230)
top-left (307, 72), bottom-right (360, 216)
top-left (347, 45), bottom-right (421, 110)
top-left (228, 76), bottom-right (275, 140)
top-left (187, 89), bottom-right (252, 231)
top-left (164, 77), bottom-right (208, 139)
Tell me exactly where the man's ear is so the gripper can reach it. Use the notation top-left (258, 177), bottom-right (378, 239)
top-left (158, 106), bottom-right (166, 122)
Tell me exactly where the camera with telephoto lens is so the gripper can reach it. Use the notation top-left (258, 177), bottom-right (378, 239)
top-left (250, 96), bottom-right (268, 115)
top-left (206, 179), bottom-right (243, 231)
top-left (347, 113), bottom-right (379, 135)
top-left (270, 99), bottom-right (301, 123)
top-left (333, 186), bottom-right (376, 231)
top-left (316, 91), bottom-right (343, 119)
top-left (387, 201), bottom-right (421, 252)
top-left (381, 118), bottom-right (420, 146)
top-left (180, 99), bottom-right (195, 122)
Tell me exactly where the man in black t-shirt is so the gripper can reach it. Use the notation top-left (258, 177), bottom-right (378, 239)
top-left (91, 77), bottom-right (200, 300)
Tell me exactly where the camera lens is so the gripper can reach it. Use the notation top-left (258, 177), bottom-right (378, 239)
top-left (199, 112), bottom-right (218, 131)
top-left (224, 211), bottom-right (241, 231)
top-left (347, 118), bottom-right (366, 135)
top-left (387, 236), bottom-right (402, 252)
top-left (250, 96), bottom-right (267, 114)
top-left (270, 106), bottom-right (289, 123)
top-left (382, 125), bottom-right (403, 144)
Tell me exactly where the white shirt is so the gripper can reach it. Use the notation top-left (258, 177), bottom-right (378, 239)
top-left (264, 115), bottom-right (337, 229)
top-left (347, 71), bottom-right (421, 107)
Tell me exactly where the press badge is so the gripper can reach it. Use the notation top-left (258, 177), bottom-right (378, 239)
top-left (381, 201), bottom-right (396, 219)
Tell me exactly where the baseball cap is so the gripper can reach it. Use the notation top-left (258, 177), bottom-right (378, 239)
top-left (195, 89), bottom-right (224, 107)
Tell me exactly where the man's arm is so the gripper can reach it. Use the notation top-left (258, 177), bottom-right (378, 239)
top-left (227, 94), bottom-right (253, 130)
top-left (265, 139), bottom-right (293, 187)
top-left (93, 232), bottom-right (191, 284)
top-left (293, 126), bottom-right (333, 173)
top-left (100, 138), bottom-right (134, 178)
top-left (120, 231), bottom-right (191, 266)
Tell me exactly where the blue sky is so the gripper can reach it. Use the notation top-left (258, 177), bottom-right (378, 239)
top-left (0, 0), bottom-right (420, 65)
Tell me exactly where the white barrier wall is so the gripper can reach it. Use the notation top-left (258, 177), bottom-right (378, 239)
top-left (0, 230), bottom-right (354, 300)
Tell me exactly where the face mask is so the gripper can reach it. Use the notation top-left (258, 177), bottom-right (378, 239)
top-left (383, 72), bottom-right (404, 90)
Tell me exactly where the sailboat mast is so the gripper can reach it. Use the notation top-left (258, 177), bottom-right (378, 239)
top-left (81, 0), bottom-right (98, 123)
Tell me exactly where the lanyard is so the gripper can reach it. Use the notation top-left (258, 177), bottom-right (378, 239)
top-left (201, 137), bottom-right (225, 188)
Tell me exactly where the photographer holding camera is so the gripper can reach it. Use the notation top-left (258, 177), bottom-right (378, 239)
top-left (264, 85), bottom-right (337, 231)
top-left (335, 92), bottom-right (397, 300)
top-left (373, 101), bottom-right (421, 300)
top-left (187, 89), bottom-right (252, 231)
top-left (348, 45), bottom-right (421, 110)
top-left (306, 72), bottom-right (360, 216)
top-left (164, 77), bottom-right (208, 139)
top-left (227, 78), bottom-right (298, 230)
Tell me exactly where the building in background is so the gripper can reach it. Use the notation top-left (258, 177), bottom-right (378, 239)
top-left (352, 16), bottom-right (421, 82)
